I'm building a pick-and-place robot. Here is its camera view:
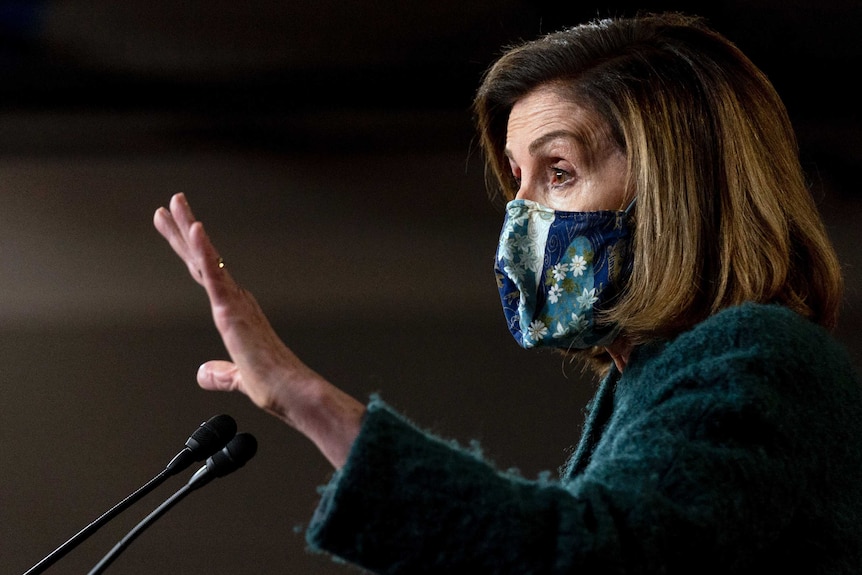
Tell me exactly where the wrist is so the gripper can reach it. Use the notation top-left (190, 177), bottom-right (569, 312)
top-left (287, 375), bottom-right (365, 469)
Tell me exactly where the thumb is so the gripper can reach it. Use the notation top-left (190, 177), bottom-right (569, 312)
top-left (197, 360), bottom-right (241, 393)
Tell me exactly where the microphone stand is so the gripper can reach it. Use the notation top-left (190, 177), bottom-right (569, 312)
top-left (86, 482), bottom-right (194, 575)
top-left (86, 432), bottom-right (257, 574)
top-left (21, 414), bottom-right (237, 575)
top-left (22, 470), bottom-right (170, 575)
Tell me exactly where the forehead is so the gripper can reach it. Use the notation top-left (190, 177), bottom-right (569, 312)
top-left (505, 86), bottom-right (609, 155)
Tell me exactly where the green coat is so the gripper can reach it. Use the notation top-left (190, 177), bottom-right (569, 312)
top-left (307, 303), bottom-right (862, 574)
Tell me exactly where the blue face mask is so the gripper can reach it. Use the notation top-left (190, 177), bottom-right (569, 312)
top-left (494, 198), bottom-right (635, 350)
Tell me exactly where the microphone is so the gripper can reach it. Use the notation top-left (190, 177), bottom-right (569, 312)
top-left (22, 414), bottom-right (237, 575)
top-left (165, 413), bottom-right (238, 475)
top-left (87, 433), bottom-right (258, 575)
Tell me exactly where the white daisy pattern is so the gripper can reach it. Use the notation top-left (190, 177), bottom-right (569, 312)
top-left (552, 262), bottom-right (568, 281)
top-left (569, 254), bottom-right (587, 277)
top-left (527, 320), bottom-right (549, 343)
top-left (494, 198), bottom-right (632, 349)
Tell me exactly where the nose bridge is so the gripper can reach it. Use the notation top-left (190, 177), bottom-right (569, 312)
top-left (514, 175), bottom-right (539, 202)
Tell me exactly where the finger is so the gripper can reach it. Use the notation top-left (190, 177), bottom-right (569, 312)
top-left (197, 360), bottom-right (241, 392)
top-left (177, 196), bottom-right (233, 289)
top-left (153, 205), bottom-right (190, 259)
top-left (156, 194), bottom-right (229, 287)
top-left (187, 219), bottom-right (233, 291)
top-left (169, 192), bottom-right (199, 247)
top-left (154, 206), bottom-right (206, 284)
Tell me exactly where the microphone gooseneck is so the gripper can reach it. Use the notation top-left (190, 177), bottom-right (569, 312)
top-left (21, 414), bottom-right (237, 575)
top-left (87, 433), bottom-right (258, 575)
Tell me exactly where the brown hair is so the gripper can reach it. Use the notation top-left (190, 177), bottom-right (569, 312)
top-left (473, 12), bottom-right (843, 369)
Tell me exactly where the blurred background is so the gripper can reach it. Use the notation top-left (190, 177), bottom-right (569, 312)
top-left (1, 1), bottom-right (859, 573)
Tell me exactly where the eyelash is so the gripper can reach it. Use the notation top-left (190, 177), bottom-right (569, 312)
top-left (549, 167), bottom-right (572, 186)
top-left (509, 163), bottom-right (574, 190)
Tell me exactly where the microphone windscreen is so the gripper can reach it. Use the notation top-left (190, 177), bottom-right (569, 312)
top-left (207, 433), bottom-right (257, 478)
top-left (186, 414), bottom-right (237, 459)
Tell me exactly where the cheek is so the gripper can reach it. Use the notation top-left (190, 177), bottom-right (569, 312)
top-left (560, 172), bottom-right (627, 212)
top-left (591, 152), bottom-right (629, 210)
top-left (580, 181), bottom-right (627, 211)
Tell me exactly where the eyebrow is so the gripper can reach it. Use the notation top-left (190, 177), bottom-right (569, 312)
top-left (527, 130), bottom-right (587, 156)
top-left (504, 129), bottom-right (590, 160)
top-left (504, 128), bottom-right (600, 173)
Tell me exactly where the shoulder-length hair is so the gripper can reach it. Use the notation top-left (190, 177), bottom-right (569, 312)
top-left (473, 12), bottom-right (843, 361)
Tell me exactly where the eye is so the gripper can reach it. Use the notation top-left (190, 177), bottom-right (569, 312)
top-left (549, 167), bottom-right (573, 186)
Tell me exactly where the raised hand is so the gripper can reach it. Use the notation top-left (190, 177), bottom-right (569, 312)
top-left (154, 193), bottom-right (364, 468)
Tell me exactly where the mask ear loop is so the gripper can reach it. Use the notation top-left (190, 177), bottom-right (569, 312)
top-left (623, 196), bottom-right (637, 214)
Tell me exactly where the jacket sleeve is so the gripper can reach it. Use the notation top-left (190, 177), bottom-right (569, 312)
top-left (305, 305), bottom-right (853, 574)
top-left (306, 395), bottom-right (629, 574)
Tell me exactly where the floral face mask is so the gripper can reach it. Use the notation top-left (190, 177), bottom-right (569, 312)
top-left (494, 198), bottom-right (635, 350)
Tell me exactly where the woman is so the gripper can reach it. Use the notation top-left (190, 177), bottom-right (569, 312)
top-left (154, 12), bottom-right (862, 574)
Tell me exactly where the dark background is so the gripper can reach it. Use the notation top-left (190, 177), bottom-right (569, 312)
top-left (2, 1), bottom-right (860, 573)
